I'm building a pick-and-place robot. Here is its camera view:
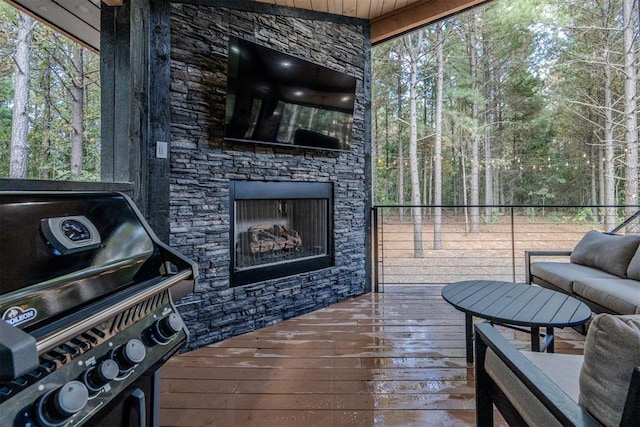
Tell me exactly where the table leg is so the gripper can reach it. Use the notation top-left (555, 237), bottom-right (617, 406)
top-left (531, 326), bottom-right (540, 352)
top-left (544, 326), bottom-right (555, 353)
top-left (465, 313), bottom-right (473, 364)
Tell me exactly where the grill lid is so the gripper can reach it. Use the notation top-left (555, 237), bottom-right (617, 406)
top-left (0, 192), bottom-right (196, 331)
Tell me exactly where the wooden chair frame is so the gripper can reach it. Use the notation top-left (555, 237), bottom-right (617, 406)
top-left (474, 322), bottom-right (640, 426)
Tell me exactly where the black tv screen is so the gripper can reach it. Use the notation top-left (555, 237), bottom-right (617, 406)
top-left (224, 37), bottom-right (356, 151)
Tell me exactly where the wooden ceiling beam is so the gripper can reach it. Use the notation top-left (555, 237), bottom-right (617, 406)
top-left (102, 0), bottom-right (124, 5)
top-left (370, 0), bottom-right (490, 44)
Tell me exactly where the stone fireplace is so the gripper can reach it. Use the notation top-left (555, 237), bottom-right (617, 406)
top-left (168, 4), bottom-right (371, 350)
top-left (230, 181), bottom-right (333, 286)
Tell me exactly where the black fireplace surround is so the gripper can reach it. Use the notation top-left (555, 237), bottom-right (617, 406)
top-left (230, 181), bottom-right (334, 286)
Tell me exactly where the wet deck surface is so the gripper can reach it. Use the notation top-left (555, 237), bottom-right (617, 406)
top-left (160, 285), bottom-right (586, 426)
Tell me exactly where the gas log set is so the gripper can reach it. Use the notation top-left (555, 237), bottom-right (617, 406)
top-left (248, 224), bottom-right (303, 254)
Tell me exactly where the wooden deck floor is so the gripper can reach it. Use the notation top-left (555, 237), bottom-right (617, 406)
top-left (160, 285), bottom-right (586, 426)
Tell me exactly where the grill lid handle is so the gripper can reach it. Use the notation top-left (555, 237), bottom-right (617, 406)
top-left (0, 320), bottom-right (39, 381)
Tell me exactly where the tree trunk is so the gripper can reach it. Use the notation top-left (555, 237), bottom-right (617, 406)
top-left (433, 24), bottom-right (444, 250)
top-left (384, 100), bottom-right (390, 200)
top-left (71, 46), bottom-right (84, 177)
top-left (469, 11), bottom-right (480, 233)
top-left (603, 42), bottom-right (616, 230)
top-left (397, 74), bottom-right (405, 221)
top-left (482, 32), bottom-right (494, 221)
top-left (460, 141), bottom-right (469, 233)
top-left (599, 145), bottom-right (605, 215)
top-left (623, 0), bottom-right (638, 221)
top-left (10, 12), bottom-right (35, 179)
top-left (405, 32), bottom-right (424, 258)
top-left (590, 143), bottom-right (598, 219)
top-left (306, 107), bottom-right (317, 129)
top-left (286, 104), bottom-right (300, 142)
top-left (42, 55), bottom-right (52, 180)
top-left (423, 145), bottom-right (429, 206)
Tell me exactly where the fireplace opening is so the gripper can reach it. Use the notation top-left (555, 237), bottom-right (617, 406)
top-left (230, 181), bottom-right (333, 286)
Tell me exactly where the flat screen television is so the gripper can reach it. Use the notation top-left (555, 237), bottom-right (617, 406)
top-left (224, 37), bottom-right (357, 151)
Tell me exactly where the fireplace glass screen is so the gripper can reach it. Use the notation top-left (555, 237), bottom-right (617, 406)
top-left (234, 199), bottom-right (328, 270)
top-left (230, 181), bottom-right (333, 286)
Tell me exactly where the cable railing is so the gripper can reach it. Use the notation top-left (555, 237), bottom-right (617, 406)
top-left (372, 205), bottom-right (640, 292)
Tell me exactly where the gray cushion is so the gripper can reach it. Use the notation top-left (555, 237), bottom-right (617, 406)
top-left (573, 278), bottom-right (640, 315)
top-left (522, 351), bottom-right (583, 402)
top-left (531, 262), bottom-right (617, 293)
top-left (579, 314), bottom-right (640, 426)
top-left (485, 348), bottom-right (565, 427)
top-left (570, 230), bottom-right (640, 278)
top-left (627, 246), bottom-right (640, 280)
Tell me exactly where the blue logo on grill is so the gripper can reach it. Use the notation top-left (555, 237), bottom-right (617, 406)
top-left (2, 306), bottom-right (38, 326)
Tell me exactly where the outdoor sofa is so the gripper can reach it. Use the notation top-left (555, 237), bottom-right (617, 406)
top-left (525, 230), bottom-right (640, 315)
top-left (474, 314), bottom-right (640, 426)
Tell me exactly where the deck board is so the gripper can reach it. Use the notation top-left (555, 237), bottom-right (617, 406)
top-left (160, 285), bottom-right (586, 426)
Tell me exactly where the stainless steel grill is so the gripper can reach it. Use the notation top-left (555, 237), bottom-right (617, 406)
top-left (0, 192), bottom-right (197, 427)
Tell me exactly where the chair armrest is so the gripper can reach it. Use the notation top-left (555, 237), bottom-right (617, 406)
top-left (524, 250), bottom-right (573, 283)
top-left (474, 322), bottom-right (600, 426)
top-left (621, 366), bottom-right (640, 426)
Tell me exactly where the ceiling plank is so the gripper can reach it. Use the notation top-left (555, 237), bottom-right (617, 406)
top-left (369, 0), bottom-right (384, 18)
top-left (380, 0), bottom-right (398, 15)
top-left (7, 0), bottom-right (100, 51)
top-left (341, 0), bottom-right (356, 16)
top-left (310, 0), bottom-right (325, 11)
top-left (294, 0), bottom-right (313, 9)
top-left (57, 0), bottom-right (100, 28)
top-left (326, 0), bottom-right (341, 15)
top-left (370, 0), bottom-right (489, 44)
top-left (102, 0), bottom-right (123, 5)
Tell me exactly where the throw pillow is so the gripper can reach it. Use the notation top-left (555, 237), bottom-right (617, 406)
top-left (570, 230), bottom-right (640, 278)
top-left (626, 246), bottom-right (640, 281)
top-left (579, 314), bottom-right (640, 426)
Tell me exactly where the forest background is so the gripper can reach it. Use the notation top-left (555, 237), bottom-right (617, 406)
top-left (0, 1), bottom-right (100, 182)
top-left (372, 0), bottom-right (639, 238)
top-left (0, 0), bottom-right (638, 231)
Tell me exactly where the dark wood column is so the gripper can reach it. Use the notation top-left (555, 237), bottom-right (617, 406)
top-left (146, 0), bottom-right (172, 242)
top-left (100, 1), bottom-right (131, 185)
top-left (101, 0), bottom-right (171, 241)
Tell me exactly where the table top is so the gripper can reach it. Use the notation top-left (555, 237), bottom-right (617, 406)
top-left (441, 280), bottom-right (592, 328)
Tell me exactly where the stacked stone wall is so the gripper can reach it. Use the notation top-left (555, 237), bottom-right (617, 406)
top-left (169, 4), bottom-right (369, 350)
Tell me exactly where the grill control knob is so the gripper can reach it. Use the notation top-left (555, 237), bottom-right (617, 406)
top-left (35, 380), bottom-right (89, 427)
top-left (83, 359), bottom-right (119, 392)
top-left (111, 339), bottom-right (146, 373)
top-left (151, 313), bottom-right (184, 344)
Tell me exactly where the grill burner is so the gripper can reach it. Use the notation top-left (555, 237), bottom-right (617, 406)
top-left (0, 192), bottom-right (197, 427)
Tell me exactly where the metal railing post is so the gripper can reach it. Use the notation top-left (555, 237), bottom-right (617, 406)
top-left (372, 207), bottom-right (380, 293)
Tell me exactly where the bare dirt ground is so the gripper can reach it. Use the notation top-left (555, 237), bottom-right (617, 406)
top-left (377, 215), bottom-right (600, 285)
